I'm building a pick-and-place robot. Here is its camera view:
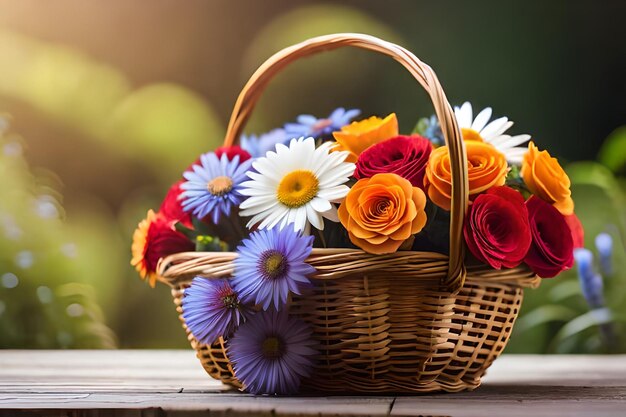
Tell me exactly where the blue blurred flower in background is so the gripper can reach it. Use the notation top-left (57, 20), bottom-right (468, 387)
top-left (595, 233), bottom-right (613, 277)
top-left (574, 248), bottom-right (605, 309)
top-left (414, 115), bottom-right (444, 146)
top-left (240, 128), bottom-right (289, 158)
top-left (284, 107), bottom-right (360, 139)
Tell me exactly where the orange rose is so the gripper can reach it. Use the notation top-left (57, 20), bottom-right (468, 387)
top-left (521, 141), bottom-right (573, 215)
top-left (332, 113), bottom-right (398, 162)
top-left (338, 173), bottom-right (427, 254)
top-left (424, 141), bottom-right (508, 211)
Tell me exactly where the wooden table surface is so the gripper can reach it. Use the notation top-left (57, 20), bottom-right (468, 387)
top-left (0, 350), bottom-right (625, 417)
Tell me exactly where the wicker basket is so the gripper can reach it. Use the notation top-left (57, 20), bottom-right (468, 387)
top-left (157, 33), bottom-right (541, 394)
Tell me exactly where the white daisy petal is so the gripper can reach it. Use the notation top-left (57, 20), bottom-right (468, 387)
top-left (481, 118), bottom-right (511, 140)
top-left (506, 146), bottom-right (529, 155)
top-left (244, 173), bottom-right (275, 188)
top-left (456, 102), bottom-right (473, 127)
top-left (317, 185), bottom-right (350, 202)
top-left (321, 205), bottom-right (339, 222)
top-left (471, 107), bottom-right (492, 132)
top-left (238, 186), bottom-right (275, 197)
top-left (306, 204), bottom-right (324, 230)
top-left (506, 154), bottom-right (525, 164)
top-left (284, 206), bottom-right (299, 229)
top-left (310, 197), bottom-right (332, 213)
top-left (293, 207), bottom-right (308, 232)
top-left (239, 194), bottom-right (277, 210)
top-left (252, 158), bottom-right (283, 182)
top-left (318, 164), bottom-right (356, 187)
top-left (245, 212), bottom-right (269, 229)
top-left (503, 147), bottom-right (529, 163)
top-left (260, 205), bottom-right (289, 229)
top-left (493, 134), bottom-right (531, 149)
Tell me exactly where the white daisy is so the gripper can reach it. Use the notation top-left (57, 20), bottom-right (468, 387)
top-left (239, 137), bottom-right (355, 233)
top-left (454, 101), bottom-right (531, 164)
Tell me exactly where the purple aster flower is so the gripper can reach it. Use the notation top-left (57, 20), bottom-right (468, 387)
top-left (181, 152), bottom-right (252, 224)
top-left (182, 277), bottom-right (251, 345)
top-left (240, 128), bottom-right (289, 158)
top-left (228, 309), bottom-right (317, 395)
top-left (232, 227), bottom-right (315, 311)
top-left (284, 107), bottom-right (360, 139)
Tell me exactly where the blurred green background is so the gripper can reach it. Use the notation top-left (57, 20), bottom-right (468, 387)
top-left (0, 0), bottom-right (624, 351)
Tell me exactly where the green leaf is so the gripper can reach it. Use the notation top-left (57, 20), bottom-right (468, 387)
top-left (174, 221), bottom-right (197, 240)
top-left (549, 308), bottom-right (614, 348)
top-left (566, 161), bottom-right (623, 198)
top-left (515, 304), bottom-right (579, 334)
top-left (547, 280), bottom-right (583, 303)
top-left (597, 126), bottom-right (626, 175)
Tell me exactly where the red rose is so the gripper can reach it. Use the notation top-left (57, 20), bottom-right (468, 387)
top-left (144, 215), bottom-right (194, 273)
top-left (524, 196), bottom-right (574, 278)
top-left (159, 180), bottom-right (192, 227)
top-left (215, 146), bottom-right (251, 163)
top-left (564, 213), bottom-right (584, 249)
top-left (463, 186), bottom-right (532, 269)
top-left (355, 135), bottom-right (433, 189)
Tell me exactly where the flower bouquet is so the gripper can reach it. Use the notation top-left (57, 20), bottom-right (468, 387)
top-left (131, 34), bottom-right (582, 394)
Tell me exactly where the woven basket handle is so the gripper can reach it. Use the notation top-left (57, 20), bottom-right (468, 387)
top-left (222, 33), bottom-right (468, 291)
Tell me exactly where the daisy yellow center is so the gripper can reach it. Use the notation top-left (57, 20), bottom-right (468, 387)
top-left (260, 250), bottom-right (287, 279)
top-left (262, 336), bottom-right (283, 359)
top-left (461, 127), bottom-right (484, 142)
top-left (276, 170), bottom-right (319, 208)
top-left (207, 176), bottom-right (233, 196)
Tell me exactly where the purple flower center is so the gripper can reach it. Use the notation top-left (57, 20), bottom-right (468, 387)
top-left (207, 176), bottom-right (233, 196)
top-left (218, 285), bottom-right (239, 309)
top-left (259, 250), bottom-right (288, 279)
top-left (261, 336), bottom-right (284, 359)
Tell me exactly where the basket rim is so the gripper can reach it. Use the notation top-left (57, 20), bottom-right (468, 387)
top-left (157, 248), bottom-right (540, 289)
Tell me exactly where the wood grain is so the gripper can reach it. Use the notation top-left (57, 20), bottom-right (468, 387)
top-left (0, 350), bottom-right (625, 417)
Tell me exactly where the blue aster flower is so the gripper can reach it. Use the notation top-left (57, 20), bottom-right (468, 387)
top-left (595, 233), bottom-right (613, 276)
top-left (284, 107), bottom-right (360, 139)
top-left (181, 152), bottom-right (252, 224)
top-left (182, 277), bottom-right (252, 345)
top-left (228, 309), bottom-right (317, 395)
top-left (240, 128), bottom-right (289, 158)
top-left (574, 248), bottom-right (605, 309)
top-left (415, 115), bottom-right (444, 146)
top-left (232, 227), bottom-right (315, 311)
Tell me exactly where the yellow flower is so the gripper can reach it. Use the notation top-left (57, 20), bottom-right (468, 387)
top-left (332, 113), bottom-right (398, 162)
top-left (131, 209), bottom-right (158, 287)
top-left (521, 141), bottom-right (574, 215)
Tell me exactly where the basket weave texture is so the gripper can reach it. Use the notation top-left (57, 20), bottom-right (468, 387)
top-left (157, 33), bottom-right (541, 394)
